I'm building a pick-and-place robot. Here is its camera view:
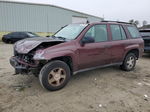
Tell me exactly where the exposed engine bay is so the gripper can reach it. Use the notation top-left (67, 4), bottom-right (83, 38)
top-left (10, 37), bottom-right (65, 75)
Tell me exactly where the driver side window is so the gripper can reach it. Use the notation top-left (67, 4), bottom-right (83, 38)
top-left (85, 26), bottom-right (95, 38)
top-left (84, 24), bottom-right (108, 42)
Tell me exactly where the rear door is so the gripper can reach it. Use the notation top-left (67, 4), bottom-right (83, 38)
top-left (78, 24), bottom-right (112, 70)
top-left (109, 24), bottom-right (127, 63)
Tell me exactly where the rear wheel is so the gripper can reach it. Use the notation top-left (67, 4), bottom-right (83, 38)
top-left (39, 60), bottom-right (71, 91)
top-left (121, 53), bottom-right (136, 71)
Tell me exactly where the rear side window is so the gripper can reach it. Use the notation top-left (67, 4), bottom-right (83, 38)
top-left (110, 25), bottom-right (126, 40)
top-left (120, 26), bottom-right (127, 39)
top-left (127, 26), bottom-right (140, 38)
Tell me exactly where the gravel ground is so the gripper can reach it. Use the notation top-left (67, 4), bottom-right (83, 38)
top-left (0, 43), bottom-right (150, 112)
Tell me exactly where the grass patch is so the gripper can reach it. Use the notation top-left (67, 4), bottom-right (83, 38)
top-left (0, 32), bottom-right (54, 42)
top-left (36, 32), bottom-right (53, 37)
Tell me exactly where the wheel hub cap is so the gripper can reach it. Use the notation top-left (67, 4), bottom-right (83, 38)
top-left (127, 56), bottom-right (135, 69)
top-left (54, 73), bottom-right (61, 81)
top-left (48, 68), bottom-right (66, 86)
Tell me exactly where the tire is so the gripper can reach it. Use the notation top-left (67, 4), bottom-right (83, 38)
top-left (2, 39), bottom-right (9, 43)
top-left (6, 39), bottom-right (12, 44)
top-left (2, 37), bottom-right (5, 43)
top-left (39, 60), bottom-right (71, 91)
top-left (121, 53), bottom-right (136, 71)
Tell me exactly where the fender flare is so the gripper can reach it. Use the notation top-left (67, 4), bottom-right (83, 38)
top-left (123, 44), bottom-right (140, 60)
top-left (33, 50), bottom-right (77, 71)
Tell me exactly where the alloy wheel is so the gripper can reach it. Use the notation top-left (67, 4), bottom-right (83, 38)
top-left (48, 68), bottom-right (66, 86)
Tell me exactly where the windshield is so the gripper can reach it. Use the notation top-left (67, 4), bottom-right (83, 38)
top-left (54, 24), bottom-right (88, 40)
top-left (140, 32), bottom-right (150, 37)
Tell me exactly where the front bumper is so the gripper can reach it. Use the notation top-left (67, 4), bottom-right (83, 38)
top-left (143, 38), bottom-right (150, 53)
top-left (10, 56), bottom-right (39, 74)
top-left (2, 37), bottom-right (7, 43)
top-left (144, 46), bottom-right (150, 53)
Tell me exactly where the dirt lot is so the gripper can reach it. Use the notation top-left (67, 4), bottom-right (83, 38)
top-left (0, 43), bottom-right (150, 112)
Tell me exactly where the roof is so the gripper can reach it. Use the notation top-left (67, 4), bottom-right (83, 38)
top-left (101, 20), bottom-right (131, 25)
top-left (0, 0), bottom-right (102, 19)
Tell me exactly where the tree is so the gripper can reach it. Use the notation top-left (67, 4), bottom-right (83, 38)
top-left (128, 19), bottom-right (139, 26)
top-left (134, 20), bottom-right (139, 26)
top-left (142, 20), bottom-right (147, 26)
top-left (129, 19), bottom-right (134, 24)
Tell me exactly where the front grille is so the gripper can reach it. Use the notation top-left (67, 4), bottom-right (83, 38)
top-left (14, 49), bottom-right (35, 65)
top-left (144, 40), bottom-right (150, 47)
top-left (14, 49), bottom-right (17, 55)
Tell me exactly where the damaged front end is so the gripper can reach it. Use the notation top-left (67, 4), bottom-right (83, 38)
top-left (10, 52), bottom-right (40, 75)
top-left (10, 37), bottom-right (65, 75)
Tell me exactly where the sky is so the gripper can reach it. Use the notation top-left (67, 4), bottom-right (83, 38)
top-left (6, 0), bottom-right (150, 26)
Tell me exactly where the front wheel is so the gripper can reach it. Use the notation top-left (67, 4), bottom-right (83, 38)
top-left (39, 60), bottom-right (71, 91)
top-left (121, 53), bottom-right (137, 71)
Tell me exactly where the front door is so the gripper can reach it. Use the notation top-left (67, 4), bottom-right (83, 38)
top-left (78, 24), bottom-right (111, 70)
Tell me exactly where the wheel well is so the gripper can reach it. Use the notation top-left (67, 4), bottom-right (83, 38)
top-left (126, 49), bottom-right (139, 59)
top-left (51, 56), bottom-right (73, 73)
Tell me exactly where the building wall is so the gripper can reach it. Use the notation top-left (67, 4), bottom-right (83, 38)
top-left (0, 1), bottom-right (102, 32)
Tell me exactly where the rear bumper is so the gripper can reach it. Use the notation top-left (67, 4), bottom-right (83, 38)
top-left (10, 56), bottom-right (39, 74)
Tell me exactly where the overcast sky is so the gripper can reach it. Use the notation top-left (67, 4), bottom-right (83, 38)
top-left (7, 0), bottom-right (150, 26)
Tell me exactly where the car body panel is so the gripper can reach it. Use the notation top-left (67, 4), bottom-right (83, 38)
top-left (77, 41), bottom-right (112, 70)
top-left (10, 22), bottom-right (144, 75)
top-left (33, 40), bottom-right (78, 71)
top-left (15, 37), bottom-right (64, 54)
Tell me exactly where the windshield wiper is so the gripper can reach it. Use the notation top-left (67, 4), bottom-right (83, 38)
top-left (50, 35), bottom-right (68, 40)
top-left (51, 35), bottom-right (56, 38)
top-left (56, 36), bottom-right (66, 40)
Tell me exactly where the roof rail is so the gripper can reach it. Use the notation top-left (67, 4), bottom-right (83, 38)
top-left (101, 20), bottom-right (131, 24)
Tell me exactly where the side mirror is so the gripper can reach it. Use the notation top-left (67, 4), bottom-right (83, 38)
top-left (81, 36), bottom-right (95, 46)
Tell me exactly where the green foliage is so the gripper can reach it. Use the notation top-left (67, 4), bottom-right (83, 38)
top-left (129, 19), bottom-right (139, 26)
top-left (36, 32), bottom-right (53, 37)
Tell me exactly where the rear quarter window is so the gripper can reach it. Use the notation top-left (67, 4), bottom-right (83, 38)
top-left (127, 26), bottom-right (140, 38)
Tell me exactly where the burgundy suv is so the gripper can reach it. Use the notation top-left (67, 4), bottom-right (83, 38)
top-left (10, 21), bottom-right (144, 91)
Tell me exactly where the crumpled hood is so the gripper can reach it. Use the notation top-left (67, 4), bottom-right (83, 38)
top-left (15, 37), bottom-right (64, 54)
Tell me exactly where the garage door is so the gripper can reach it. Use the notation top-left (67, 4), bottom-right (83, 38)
top-left (72, 16), bottom-right (88, 24)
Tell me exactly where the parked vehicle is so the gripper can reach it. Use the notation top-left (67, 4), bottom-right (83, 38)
top-left (139, 29), bottom-right (150, 53)
top-left (10, 22), bottom-right (144, 91)
top-left (2, 32), bottom-right (39, 43)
